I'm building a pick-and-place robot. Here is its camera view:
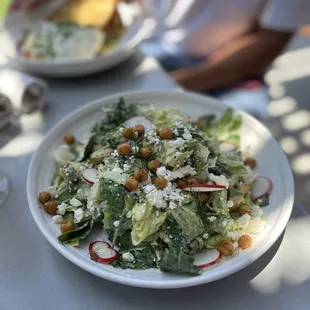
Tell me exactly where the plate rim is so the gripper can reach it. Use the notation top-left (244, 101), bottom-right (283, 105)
top-left (27, 90), bottom-right (295, 289)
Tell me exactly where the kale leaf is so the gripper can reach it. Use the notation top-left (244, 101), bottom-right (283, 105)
top-left (159, 248), bottom-right (202, 275)
top-left (111, 247), bottom-right (157, 270)
top-left (57, 219), bottom-right (94, 244)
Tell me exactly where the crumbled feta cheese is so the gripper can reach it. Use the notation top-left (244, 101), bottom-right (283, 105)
top-left (145, 129), bottom-right (160, 145)
top-left (208, 173), bottom-right (229, 188)
top-left (123, 164), bottom-right (130, 172)
top-left (143, 182), bottom-right (184, 209)
top-left (122, 252), bottom-right (134, 262)
top-left (202, 233), bottom-right (209, 239)
top-left (173, 128), bottom-right (179, 136)
top-left (132, 146), bottom-right (139, 154)
top-left (227, 231), bottom-right (246, 241)
top-left (126, 211), bottom-right (132, 218)
top-left (208, 216), bottom-right (217, 222)
top-left (171, 165), bottom-right (196, 180)
top-left (113, 220), bottom-right (120, 228)
top-left (74, 208), bottom-right (84, 223)
top-left (156, 166), bottom-right (172, 180)
top-left (172, 137), bottom-right (185, 148)
top-left (111, 150), bottom-right (119, 157)
top-left (236, 214), bottom-right (251, 228)
top-left (168, 201), bottom-right (177, 209)
top-left (70, 197), bottom-right (82, 208)
top-left (119, 127), bottom-right (124, 132)
top-left (227, 200), bottom-right (234, 208)
top-left (77, 189), bottom-right (83, 195)
top-left (182, 128), bottom-right (192, 140)
top-left (52, 215), bottom-right (63, 224)
top-left (57, 202), bottom-right (68, 215)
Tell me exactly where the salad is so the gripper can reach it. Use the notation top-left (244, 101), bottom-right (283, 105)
top-left (19, 21), bottom-right (123, 60)
top-left (38, 98), bottom-right (272, 275)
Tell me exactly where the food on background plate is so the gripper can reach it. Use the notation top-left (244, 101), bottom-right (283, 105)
top-left (19, 0), bottom-right (124, 60)
top-left (38, 98), bottom-right (272, 275)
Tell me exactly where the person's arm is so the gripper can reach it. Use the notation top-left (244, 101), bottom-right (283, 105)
top-left (8, 0), bottom-right (49, 12)
top-left (170, 27), bottom-right (293, 92)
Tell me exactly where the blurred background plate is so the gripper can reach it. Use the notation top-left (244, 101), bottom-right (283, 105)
top-left (27, 90), bottom-right (294, 288)
top-left (0, 1), bottom-right (153, 77)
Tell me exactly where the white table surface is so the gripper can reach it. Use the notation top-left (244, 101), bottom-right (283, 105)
top-left (1, 52), bottom-right (310, 310)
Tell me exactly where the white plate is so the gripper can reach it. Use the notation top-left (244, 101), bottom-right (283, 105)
top-left (0, 2), bottom-right (152, 77)
top-left (27, 90), bottom-right (294, 289)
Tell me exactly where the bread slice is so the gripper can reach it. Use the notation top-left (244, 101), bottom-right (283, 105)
top-left (49, 0), bottom-right (118, 29)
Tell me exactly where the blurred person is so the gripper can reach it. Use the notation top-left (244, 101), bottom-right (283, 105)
top-left (9, 0), bottom-right (310, 115)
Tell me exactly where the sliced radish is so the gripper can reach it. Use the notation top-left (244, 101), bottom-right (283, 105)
top-left (219, 141), bottom-right (238, 153)
top-left (251, 176), bottom-right (273, 200)
top-left (82, 168), bottom-right (97, 184)
top-left (194, 249), bottom-right (222, 268)
top-left (125, 116), bottom-right (153, 132)
top-left (183, 184), bottom-right (227, 192)
top-left (89, 241), bottom-right (119, 263)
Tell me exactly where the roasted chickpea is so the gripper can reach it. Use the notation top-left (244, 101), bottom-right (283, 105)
top-left (64, 134), bottom-right (75, 145)
top-left (60, 220), bottom-right (74, 233)
top-left (38, 191), bottom-right (52, 204)
top-left (217, 239), bottom-right (234, 256)
top-left (43, 200), bottom-right (58, 215)
top-left (117, 143), bottom-right (132, 156)
top-left (244, 157), bottom-right (257, 169)
top-left (139, 146), bottom-right (153, 159)
top-left (154, 177), bottom-right (168, 189)
top-left (133, 168), bottom-right (148, 182)
top-left (176, 178), bottom-right (188, 188)
top-left (133, 124), bottom-right (145, 137)
top-left (159, 127), bottom-right (173, 139)
top-left (123, 127), bottom-right (134, 139)
top-left (239, 204), bottom-right (252, 215)
top-left (238, 235), bottom-right (252, 249)
top-left (240, 183), bottom-right (251, 195)
top-left (125, 176), bottom-right (139, 191)
top-left (119, 137), bottom-right (129, 143)
top-left (187, 176), bottom-right (200, 185)
top-left (147, 160), bottom-right (161, 173)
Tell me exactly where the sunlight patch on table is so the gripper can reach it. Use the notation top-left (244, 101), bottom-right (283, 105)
top-left (282, 110), bottom-right (310, 131)
top-left (0, 133), bottom-right (43, 157)
top-left (268, 97), bottom-right (297, 117)
top-left (250, 215), bottom-right (310, 293)
top-left (268, 84), bottom-right (285, 100)
top-left (280, 137), bottom-right (299, 155)
top-left (300, 129), bottom-right (310, 147)
top-left (292, 153), bottom-right (310, 175)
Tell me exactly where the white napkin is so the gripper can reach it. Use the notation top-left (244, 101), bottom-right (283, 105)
top-left (0, 69), bottom-right (46, 129)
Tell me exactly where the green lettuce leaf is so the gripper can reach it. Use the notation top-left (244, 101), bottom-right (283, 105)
top-left (131, 203), bottom-right (167, 246)
top-left (170, 205), bottom-right (204, 240)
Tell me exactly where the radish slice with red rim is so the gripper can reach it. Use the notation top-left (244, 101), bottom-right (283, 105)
top-left (125, 116), bottom-right (153, 131)
top-left (89, 241), bottom-right (119, 263)
top-left (194, 249), bottom-right (222, 268)
top-left (82, 168), bottom-right (97, 184)
top-left (251, 176), bottom-right (273, 200)
top-left (219, 141), bottom-right (238, 153)
top-left (183, 184), bottom-right (227, 192)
